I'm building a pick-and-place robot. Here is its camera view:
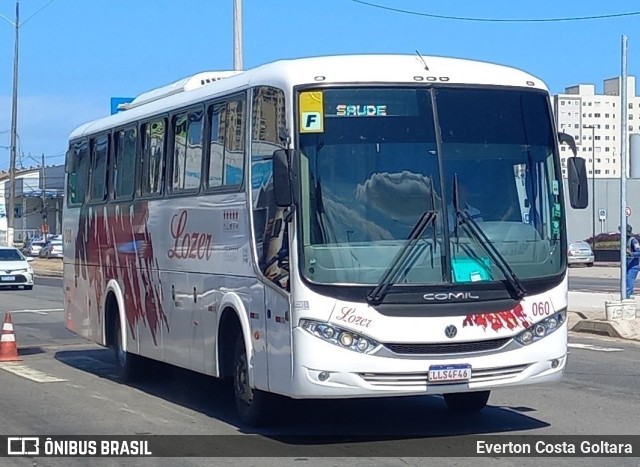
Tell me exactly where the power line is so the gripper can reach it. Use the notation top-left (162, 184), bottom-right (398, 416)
top-left (350, 0), bottom-right (640, 23)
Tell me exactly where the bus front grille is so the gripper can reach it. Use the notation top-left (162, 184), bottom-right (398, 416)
top-left (383, 337), bottom-right (511, 356)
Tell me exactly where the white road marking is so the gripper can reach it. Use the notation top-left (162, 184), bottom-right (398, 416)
top-left (0, 363), bottom-right (67, 382)
top-left (9, 308), bottom-right (63, 314)
top-left (568, 343), bottom-right (624, 352)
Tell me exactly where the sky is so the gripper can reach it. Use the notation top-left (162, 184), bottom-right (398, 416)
top-left (1, 0), bottom-right (639, 171)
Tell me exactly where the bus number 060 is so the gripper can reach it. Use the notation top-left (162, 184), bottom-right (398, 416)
top-left (531, 302), bottom-right (551, 316)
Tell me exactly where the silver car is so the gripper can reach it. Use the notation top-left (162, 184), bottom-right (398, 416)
top-left (568, 241), bottom-right (594, 267)
top-left (22, 238), bottom-right (46, 257)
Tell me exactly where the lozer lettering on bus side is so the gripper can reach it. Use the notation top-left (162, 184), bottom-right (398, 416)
top-left (168, 210), bottom-right (213, 260)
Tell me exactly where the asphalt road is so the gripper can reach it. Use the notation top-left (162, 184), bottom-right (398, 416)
top-left (0, 277), bottom-right (638, 466)
top-left (568, 276), bottom-right (621, 293)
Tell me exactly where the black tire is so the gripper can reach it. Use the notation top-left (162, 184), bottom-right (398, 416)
top-left (113, 317), bottom-right (141, 382)
top-left (233, 335), bottom-right (272, 427)
top-left (587, 263), bottom-right (594, 267)
top-left (443, 391), bottom-right (490, 413)
top-left (23, 285), bottom-right (33, 290)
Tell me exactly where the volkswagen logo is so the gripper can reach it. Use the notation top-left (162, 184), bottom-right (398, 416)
top-left (444, 325), bottom-right (457, 339)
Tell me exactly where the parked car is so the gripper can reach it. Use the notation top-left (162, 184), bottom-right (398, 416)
top-left (39, 239), bottom-right (63, 259)
top-left (0, 246), bottom-right (34, 290)
top-left (22, 238), bottom-right (46, 257)
top-left (568, 241), bottom-right (594, 267)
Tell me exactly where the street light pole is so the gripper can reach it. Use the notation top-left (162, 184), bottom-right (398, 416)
top-left (233, 0), bottom-right (243, 71)
top-left (7, 0), bottom-right (19, 247)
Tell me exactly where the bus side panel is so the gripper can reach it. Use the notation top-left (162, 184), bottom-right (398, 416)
top-left (160, 271), bottom-right (191, 368)
top-left (64, 206), bottom-right (105, 345)
top-left (197, 275), bottom-right (267, 381)
top-left (64, 262), bottom-right (103, 343)
top-left (265, 287), bottom-right (292, 394)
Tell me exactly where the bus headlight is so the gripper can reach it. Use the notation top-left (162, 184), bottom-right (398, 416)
top-left (299, 319), bottom-right (380, 354)
top-left (515, 309), bottom-right (566, 346)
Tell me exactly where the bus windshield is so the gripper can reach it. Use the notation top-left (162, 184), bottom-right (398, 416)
top-left (297, 86), bottom-right (563, 286)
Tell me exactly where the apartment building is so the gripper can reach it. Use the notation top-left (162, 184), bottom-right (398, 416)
top-left (553, 76), bottom-right (639, 179)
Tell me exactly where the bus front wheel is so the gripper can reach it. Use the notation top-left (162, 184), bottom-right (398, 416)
top-left (443, 391), bottom-right (490, 413)
top-left (113, 317), bottom-right (140, 382)
top-left (233, 335), bottom-right (271, 427)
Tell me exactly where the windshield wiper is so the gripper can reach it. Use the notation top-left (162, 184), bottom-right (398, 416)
top-left (366, 210), bottom-right (437, 306)
top-left (455, 210), bottom-right (526, 300)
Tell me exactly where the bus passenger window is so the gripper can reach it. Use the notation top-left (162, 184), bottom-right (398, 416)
top-left (142, 119), bottom-right (165, 196)
top-left (67, 139), bottom-right (89, 206)
top-left (208, 103), bottom-right (225, 188)
top-left (172, 109), bottom-right (203, 192)
top-left (207, 98), bottom-right (245, 189)
top-left (89, 135), bottom-right (109, 202)
top-left (114, 128), bottom-right (137, 199)
top-left (224, 100), bottom-right (244, 186)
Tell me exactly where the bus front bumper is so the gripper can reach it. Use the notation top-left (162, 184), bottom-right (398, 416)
top-left (287, 323), bottom-right (567, 399)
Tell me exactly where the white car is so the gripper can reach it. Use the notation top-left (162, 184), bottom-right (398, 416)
top-left (0, 247), bottom-right (34, 290)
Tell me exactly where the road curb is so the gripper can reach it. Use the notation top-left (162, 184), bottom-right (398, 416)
top-left (570, 315), bottom-right (640, 341)
top-left (34, 270), bottom-right (63, 278)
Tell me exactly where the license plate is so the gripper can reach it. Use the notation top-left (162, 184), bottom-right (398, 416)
top-left (1, 276), bottom-right (15, 282)
top-left (428, 364), bottom-right (471, 383)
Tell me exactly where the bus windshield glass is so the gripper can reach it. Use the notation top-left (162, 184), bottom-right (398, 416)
top-left (297, 86), bottom-right (563, 286)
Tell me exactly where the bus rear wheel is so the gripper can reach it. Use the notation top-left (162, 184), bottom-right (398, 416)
top-left (233, 335), bottom-right (271, 427)
top-left (443, 391), bottom-right (490, 413)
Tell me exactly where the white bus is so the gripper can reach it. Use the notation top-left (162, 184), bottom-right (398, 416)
top-left (63, 54), bottom-right (587, 426)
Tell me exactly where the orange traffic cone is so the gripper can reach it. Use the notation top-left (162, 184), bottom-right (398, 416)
top-left (0, 312), bottom-right (21, 362)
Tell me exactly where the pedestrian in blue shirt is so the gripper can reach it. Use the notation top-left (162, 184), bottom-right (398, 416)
top-left (624, 224), bottom-right (640, 297)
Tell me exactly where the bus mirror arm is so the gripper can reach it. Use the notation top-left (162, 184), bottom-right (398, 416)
top-left (558, 132), bottom-right (577, 156)
top-left (273, 149), bottom-right (294, 207)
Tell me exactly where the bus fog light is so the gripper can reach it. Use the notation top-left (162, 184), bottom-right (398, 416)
top-left (551, 359), bottom-right (559, 368)
top-left (318, 371), bottom-right (330, 381)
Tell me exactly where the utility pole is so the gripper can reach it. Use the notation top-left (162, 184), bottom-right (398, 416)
top-left (585, 125), bottom-right (596, 248)
top-left (7, 0), bottom-right (19, 246)
top-left (233, 0), bottom-right (243, 71)
top-left (41, 153), bottom-right (47, 239)
top-left (620, 35), bottom-right (629, 299)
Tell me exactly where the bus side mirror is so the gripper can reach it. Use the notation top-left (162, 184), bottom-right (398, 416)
top-left (567, 156), bottom-right (588, 209)
top-left (65, 148), bottom-right (74, 174)
top-left (273, 149), bottom-right (293, 207)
